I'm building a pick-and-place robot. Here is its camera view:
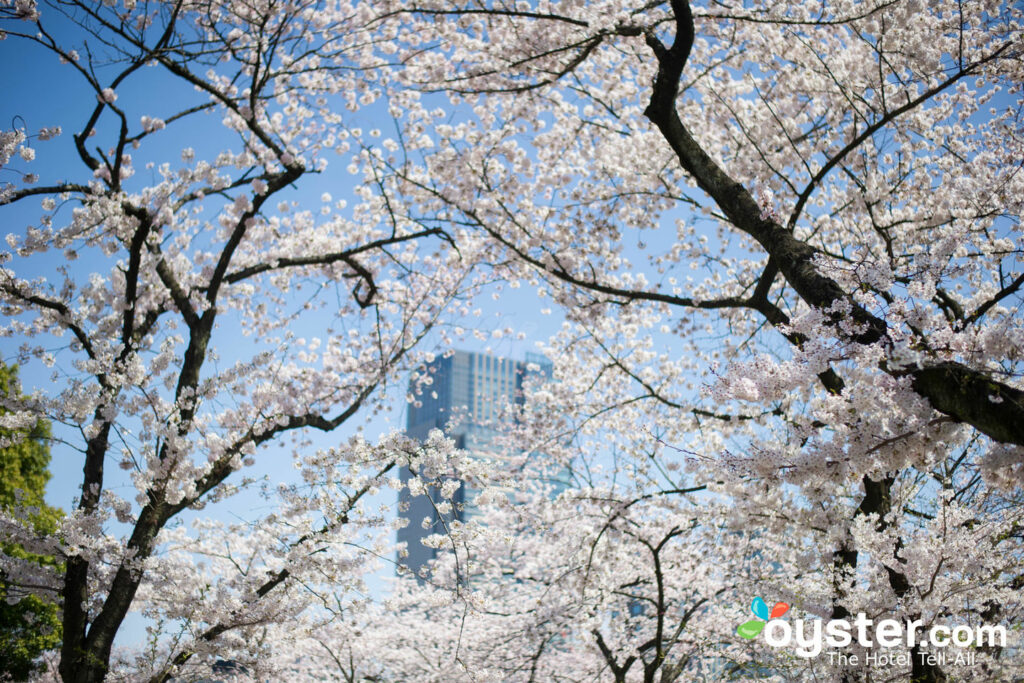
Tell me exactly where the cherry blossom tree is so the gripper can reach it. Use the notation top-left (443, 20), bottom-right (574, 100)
top-left (304, 0), bottom-right (1021, 681)
top-left (2, 0), bottom-right (1023, 681)
top-left (0, 1), bottom-right (490, 680)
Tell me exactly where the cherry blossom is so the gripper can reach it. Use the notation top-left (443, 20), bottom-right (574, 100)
top-left (1, 1), bottom-right (1022, 681)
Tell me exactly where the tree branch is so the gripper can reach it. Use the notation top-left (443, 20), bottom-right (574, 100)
top-left (641, 0), bottom-right (1024, 448)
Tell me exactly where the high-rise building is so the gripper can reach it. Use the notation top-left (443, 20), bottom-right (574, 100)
top-left (397, 350), bottom-right (554, 577)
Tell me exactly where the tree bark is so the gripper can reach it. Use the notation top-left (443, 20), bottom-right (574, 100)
top-left (642, 0), bottom-right (1024, 450)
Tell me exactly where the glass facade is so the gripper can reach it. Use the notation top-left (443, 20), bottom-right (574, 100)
top-left (397, 350), bottom-right (555, 578)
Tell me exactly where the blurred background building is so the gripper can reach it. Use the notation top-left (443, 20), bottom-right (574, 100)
top-left (397, 350), bottom-right (558, 577)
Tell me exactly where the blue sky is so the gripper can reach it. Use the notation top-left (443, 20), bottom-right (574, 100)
top-left (0, 4), bottom-right (742, 657)
top-left (0, 12), bottom-right (574, 653)
top-left (0, 16), bottom-right (562, 491)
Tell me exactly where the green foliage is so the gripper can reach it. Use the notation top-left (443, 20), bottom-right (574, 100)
top-left (0, 364), bottom-right (62, 681)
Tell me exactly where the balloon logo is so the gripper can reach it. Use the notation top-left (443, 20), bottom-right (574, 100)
top-left (736, 597), bottom-right (790, 639)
